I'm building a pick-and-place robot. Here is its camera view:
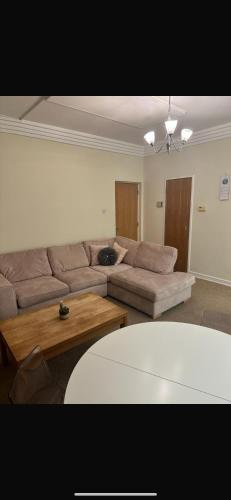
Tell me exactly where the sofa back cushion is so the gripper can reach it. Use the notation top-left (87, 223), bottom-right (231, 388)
top-left (115, 236), bottom-right (140, 266)
top-left (135, 241), bottom-right (177, 274)
top-left (0, 248), bottom-right (52, 283)
top-left (113, 241), bottom-right (128, 265)
top-left (89, 245), bottom-right (108, 266)
top-left (84, 238), bottom-right (115, 263)
top-left (48, 243), bottom-right (89, 274)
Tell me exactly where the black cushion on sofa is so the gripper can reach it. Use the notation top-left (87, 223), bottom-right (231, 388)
top-left (98, 247), bottom-right (117, 266)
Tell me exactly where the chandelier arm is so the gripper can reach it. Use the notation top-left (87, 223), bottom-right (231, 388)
top-left (172, 139), bottom-right (183, 153)
top-left (153, 134), bottom-right (169, 153)
top-left (154, 142), bottom-right (167, 154)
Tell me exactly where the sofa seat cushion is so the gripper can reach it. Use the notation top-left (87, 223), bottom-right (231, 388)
top-left (0, 248), bottom-right (52, 283)
top-left (135, 241), bottom-right (177, 274)
top-left (14, 276), bottom-right (69, 309)
top-left (91, 264), bottom-right (132, 281)
top-left (55, 267), bottom-right (107, 293)
top-left (110, 268), bottom-right (195, 302)
top-left (48, 243), bottom-right (89, 274)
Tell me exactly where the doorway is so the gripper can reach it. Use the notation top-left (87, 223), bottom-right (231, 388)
top-left (164, 177), bottom-right (192, 272)
top-left (115, 182), bottom-right (140, 241)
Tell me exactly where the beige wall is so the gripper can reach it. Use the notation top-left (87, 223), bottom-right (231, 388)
top-left (144, 138), bottom-right (231, 283)
top-left (2, 132), bottom-right (231, 283)
top-left (0, 133), bottom-right (143, 253)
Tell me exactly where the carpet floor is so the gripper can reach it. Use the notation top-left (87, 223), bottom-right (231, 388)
top-left (1, 278), bottom-right (231, 404)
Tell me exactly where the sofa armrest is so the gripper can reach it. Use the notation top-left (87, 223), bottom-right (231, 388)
top-left (0, 273), bottom-right (18, 320)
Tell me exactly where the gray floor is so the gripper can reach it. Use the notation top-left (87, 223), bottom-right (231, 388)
top-left (1, 278), bottom-right (231, 404)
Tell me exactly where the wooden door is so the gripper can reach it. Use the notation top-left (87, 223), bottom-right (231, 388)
top-left (115, 182), bottom-right (139, 240)
top-left (164, 177), bottom-right (192, 272)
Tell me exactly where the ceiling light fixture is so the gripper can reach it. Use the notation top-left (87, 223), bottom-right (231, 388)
top-left (144, 96), bottom-right (193, 153)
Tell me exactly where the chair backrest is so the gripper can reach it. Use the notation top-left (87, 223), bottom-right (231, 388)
top-left (9, 346), bottom-right (53, 404)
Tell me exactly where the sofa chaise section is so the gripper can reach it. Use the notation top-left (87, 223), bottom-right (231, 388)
top-left (109, 268), bottom-right (195, 318)
top-left (109, 268), bottom-right (195, 302)
top-left (107, 241), bottom-right (195, 318)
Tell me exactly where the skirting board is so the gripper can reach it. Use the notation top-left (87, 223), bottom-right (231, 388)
top-left (190, 271), bottom-right (231, 287)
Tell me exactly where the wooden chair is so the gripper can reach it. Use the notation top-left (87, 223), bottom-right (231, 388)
top-left (9, 345), bottom-right (65, 404)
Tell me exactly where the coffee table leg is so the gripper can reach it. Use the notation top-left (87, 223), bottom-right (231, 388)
top-left (120, 315), bottom-right (128, 328)
top-left (0, 335), bottom-right (8, 367)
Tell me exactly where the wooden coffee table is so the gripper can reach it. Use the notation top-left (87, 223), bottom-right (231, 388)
top-left (0, 293), bottom-right (128, 366)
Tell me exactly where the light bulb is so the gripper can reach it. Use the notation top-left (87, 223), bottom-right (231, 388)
top-left (181, 128), bottom-right (193, 143)
top-left (165, 119), bottom-right (178, 135)
top-left (144, 131), bottom-right (155, 146)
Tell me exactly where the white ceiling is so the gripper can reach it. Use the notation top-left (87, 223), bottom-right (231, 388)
top-left (0, 96), bottom-right (231, 145)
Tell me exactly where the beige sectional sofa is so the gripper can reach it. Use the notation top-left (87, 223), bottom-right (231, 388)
top-left (0, 236), bottom-right (195, 321)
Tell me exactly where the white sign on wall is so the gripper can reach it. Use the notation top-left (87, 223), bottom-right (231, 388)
top-left (219, 174), bottom-right (230, 200)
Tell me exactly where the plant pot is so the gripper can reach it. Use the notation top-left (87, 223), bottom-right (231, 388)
top-left (59, 313), bottom-right (69, 320)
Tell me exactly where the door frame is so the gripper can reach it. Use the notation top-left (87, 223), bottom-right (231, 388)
top-left (115, 181), bottom-right (142, 241)
top-left (163, 175), bottom-right (194, 272)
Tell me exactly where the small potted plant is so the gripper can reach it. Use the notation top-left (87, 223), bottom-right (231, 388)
top-left (59, 301), bottom-right (70, 320)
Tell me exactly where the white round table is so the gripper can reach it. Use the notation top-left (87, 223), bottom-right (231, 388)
top-left (64, 322), bottom-right (231, 404)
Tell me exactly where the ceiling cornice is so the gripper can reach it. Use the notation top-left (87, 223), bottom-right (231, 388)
top-left (0, 115), bottom-right (144, 158)
top-left (1, 115), bottom-right (231, 159)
